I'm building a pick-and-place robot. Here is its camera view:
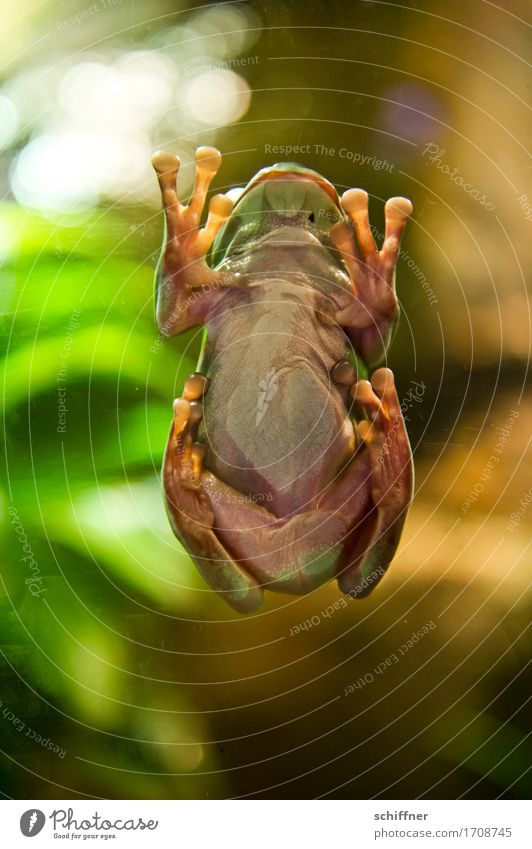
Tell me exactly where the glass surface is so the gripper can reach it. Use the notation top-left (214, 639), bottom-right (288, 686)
top-left (0, 0), bottom-right (530, 800)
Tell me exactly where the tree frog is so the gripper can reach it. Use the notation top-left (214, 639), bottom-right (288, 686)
top-left (152, 147), bottom-right (413, 613)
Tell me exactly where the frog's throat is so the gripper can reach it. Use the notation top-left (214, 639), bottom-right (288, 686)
top-left (239, 164), bottom-right (341, 210)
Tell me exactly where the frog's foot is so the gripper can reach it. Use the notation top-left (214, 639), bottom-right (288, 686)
top-left (337, 367), bottom-right (413, 598)
top-left (152, 147), bottom-right (234, 335)
top-left (331, 191), bottom-right (412, 366)
top-left (163, 373), bottom-right (264, 613)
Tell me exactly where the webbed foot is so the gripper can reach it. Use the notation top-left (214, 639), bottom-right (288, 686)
top-left (152, 147), bottom-right (234, 335)
top-left (331, 191), bottom-right (412, 366)
top-left (338, 367), bottom-right (414, 597)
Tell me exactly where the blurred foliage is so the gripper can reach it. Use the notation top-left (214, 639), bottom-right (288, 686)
top-left (0, 201), bottom-right (228, 798)
top-left (0, 0), bottom-right (530, 800)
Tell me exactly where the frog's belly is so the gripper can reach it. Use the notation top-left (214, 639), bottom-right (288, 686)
top-left (202, 350), bottom-right (353, 518)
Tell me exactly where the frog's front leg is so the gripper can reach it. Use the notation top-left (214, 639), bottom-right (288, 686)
top-left (163, 373), bottom-right (264, 613)
top-left (338, 367), bottom-right (414, 598)
top-left (331, 190), bottom-right (413, 367)
top-left (152, 147), bottom-right (234, 335)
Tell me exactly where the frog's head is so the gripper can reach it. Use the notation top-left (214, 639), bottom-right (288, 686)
top-left (211, 162), bottom-right (346, 266)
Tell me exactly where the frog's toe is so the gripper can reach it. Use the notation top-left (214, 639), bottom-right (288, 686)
top-left (170, 373), bottom-right (210, 487)
top-left (381, 197), bottom-right (413, 268)
top-left (350, 378), bottom-right (384, 424)
top-left (330, 220), bottom-right (365, 295)
top-left (341, 188), bottom-right (378, 260)
top-left (351, 369), bottom-right (413, 505)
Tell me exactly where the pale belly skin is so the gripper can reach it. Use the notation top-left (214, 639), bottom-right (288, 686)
top-left (151, 148), bottom-right (414, 612)
top-left (200, 278), bottom-right (353, 518)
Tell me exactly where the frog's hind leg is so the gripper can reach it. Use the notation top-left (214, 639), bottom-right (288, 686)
top-left (152, 147), bottom-right (234, 335)
top-left (163, 373), bottom-right (264, 613)
top-left (201, 466), bottom-right (371, 597)
top-left (337, 367), bottom-right (413, 598)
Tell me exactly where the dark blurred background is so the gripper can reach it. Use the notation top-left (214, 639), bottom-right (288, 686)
top-left (0, 0), bottom-right (530, 799)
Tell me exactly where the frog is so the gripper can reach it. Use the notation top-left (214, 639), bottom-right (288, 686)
top-left (151, 146), bottom-right (414, 613)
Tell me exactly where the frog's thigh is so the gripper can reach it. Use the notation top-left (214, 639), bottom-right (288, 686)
top-left (202, 472), bottom-right (366, 596)
top-left (338, 367), bottom-right (413, 598)
top-left (163, 393), bottom-right (263, 614)
top-left (165, 471), bottom-right (264, 613)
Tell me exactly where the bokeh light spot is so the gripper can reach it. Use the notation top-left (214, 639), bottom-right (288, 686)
top-left (185, 69), bottom-right (251, 126)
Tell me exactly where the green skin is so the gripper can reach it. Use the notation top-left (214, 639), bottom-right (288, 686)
top-left (153, 157), bottom-right (413, 613)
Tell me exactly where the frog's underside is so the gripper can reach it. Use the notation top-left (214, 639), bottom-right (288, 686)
top-left (152, 148), bottom-right (414, 613)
